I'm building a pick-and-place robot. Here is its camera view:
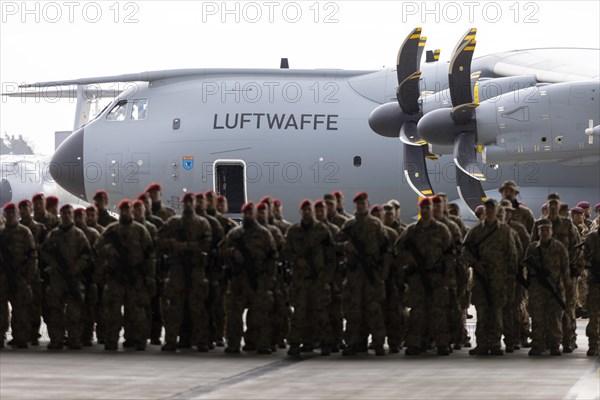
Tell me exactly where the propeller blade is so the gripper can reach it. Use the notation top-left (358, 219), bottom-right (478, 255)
top-left (403, 144), bottom-right (435, 197)
top-left (396, 27), bottom-right (422, 84)
top-left (451, 102), bottom-right (478, 125)
top-left (453, 132), bottom-right (486, 181)
top-left (449, 38), bottom-right (477, 107)
top-left (417, 36), bottom-right (427, 66)
top-left (456, 167), bottom-right (487, 215)
top-left (399, 121), bottom-right (424, 146)
top-left (397, 71), bottom-right (422, 115)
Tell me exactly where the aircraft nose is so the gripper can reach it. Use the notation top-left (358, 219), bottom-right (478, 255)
top-left (0, 178), bottom-right (12, 206)
top-left (51, 127), bottom-right (86, 200)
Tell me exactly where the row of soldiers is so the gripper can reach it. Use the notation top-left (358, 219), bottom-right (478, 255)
top-left (0, 181), bottom-right (599, 357)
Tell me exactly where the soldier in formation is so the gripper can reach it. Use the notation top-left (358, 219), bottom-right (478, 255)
top-left (2, 184), bottom-right (599, 359)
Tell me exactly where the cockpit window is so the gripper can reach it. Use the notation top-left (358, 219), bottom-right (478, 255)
top-left (131, 99), bottom-right (148, 120)
top-left (106, 100), bottom-right (128, 121)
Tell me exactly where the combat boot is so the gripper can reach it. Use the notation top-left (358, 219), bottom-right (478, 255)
top-left (104, 342), bottom-right (118, 351)
top-left (342, 345), bottom-right (357, 356)
top-left (161, 342), bottom-right (177, 352)
top-left (122, 339), bottom-right (135, 349)
top-left (135, 341), bottom-right (147, 351)
top-left (321, 346), bottom-right (331, 356)
top-left (257, 347), bottom-right (272, 355)
top-left (489, 348), bottom-right (504, 356)
top-left (197, 344), bottom-right (209, 352)
top-left (528, 347), bottom-right (543, 356)
top-left (287, 344), bottom-right (301, 358)
top-left (505, 346), bottom-right (514, 353)
top-left (0, 339), bottom-right (4, 349)
top-left (374, 345), bottom-right (385, 356)
top-left (468, 346), bottom-right (489, 356)
top-left (563, 345), bottom-right (573, 353)
top-left (550, 348), bottom-right (562, 356)
top-left (47, 342), bottom-right (63, 350)
top-left (215, 337), bottom-right (225, 347)
top-left (405, 346), bottom-right (421, 356)
top-left (177, 340), bottom-right (192, 349)
top-left (224, 346), bottom-right (240, 354)
top-left (68, 342), bottom-right (82, 350)
top-left (82, 340), bottom-right (93, 347)
top-left (437, 346), bottom-right (450, 356)
top-left (586, 348), bottom-right (599, 356)
top-left (330, 344), bottom-right (340, 353)
top-left (242, 343), bottom-right (256, 352)
top-left (300, 344), bottom-right (314, 353)
top-left (277, 340), bottom-right (287, 349)
top-left (151, 338), bottom-right (162, 346)
top-left (389, 346), bottom-right (400, 354)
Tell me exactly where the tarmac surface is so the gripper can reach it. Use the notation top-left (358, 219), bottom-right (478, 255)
top-left (1, 317), bottom-right (598, 400)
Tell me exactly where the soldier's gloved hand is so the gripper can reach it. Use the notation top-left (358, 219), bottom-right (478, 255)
top-left (345, 242), bottom-right (356, 254)
top-left (233, 249), bottom-right (245, 264)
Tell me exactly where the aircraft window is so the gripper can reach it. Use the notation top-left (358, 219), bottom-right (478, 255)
top-left (354, 156), bottom-right (362, 167)
top-left (106, 100), bottom-right (128, 121)
top-left (131, 99), bottom-right (148, 120)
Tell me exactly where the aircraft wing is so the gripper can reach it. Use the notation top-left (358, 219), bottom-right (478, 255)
top-left (473, 48), bottom-right (600, 83)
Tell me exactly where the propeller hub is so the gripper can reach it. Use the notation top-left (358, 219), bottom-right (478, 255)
top-left (417, 108), bottom-right (467, 146)
top-left (368, 102), bottom-right (410, 138)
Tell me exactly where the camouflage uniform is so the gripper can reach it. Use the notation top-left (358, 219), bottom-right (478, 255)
top-left (272, 217), bottom-right (293, 236)
top-left (575, 222), bottom-right (589, 316)
top-left (285, 219), bottom-right (335, 354)
top-left (328, 211), bottom-right (349, 229)
top-left (34, 210), bottom-right (59, 232)
top-left (75, 222), bottom-right (100, 345)
top-left (437, 216), bottom-right (466, 348)
top-left (507, 219), bottom-right (531, 347)
top-left (0, 222), bottom-right (36, 347)
top-left (319, 218), bottom-right (345, 350)
top-left (223, 220), bottom-right (277, 353)
top-left (464, 219), bottom-right (517, 354)
top-left (510, 202), bottom-right (535, 234)
top-left (97, 209), bottom-right (117, 228)
top-left (531, 216), bottom-right (579, 350)
top-left (197, 209), bottom-right (225, 347)
top-left (152, 202), bottom-right (176, 222)
top-left (159, 211), bottom-right (211, 350)
top-left (524, 239), bottom-right (569, 354)
top-left (398, 219), bottom-right (453, 354)
top-left (583, 226), bottom-right (600, 355)
top-left (98, 219), bottom-right (155, 350)
top-left (19, 217), bottom-right (46, 344)
top-left (337, 212), bottom-right (387, 354)
top-left (259, 220), bottom-right (288, 350)
top-left (381, 225), bottom-right (402, 352)
top-left (42, 223), bottom-right (91, 348)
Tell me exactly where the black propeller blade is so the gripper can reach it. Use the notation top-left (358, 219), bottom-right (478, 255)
top-left (404, 145), bottom-right (435, 197)
top-left (456, 168), bottom-right (488, 215)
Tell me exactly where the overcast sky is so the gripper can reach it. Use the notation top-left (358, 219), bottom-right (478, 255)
top-left (1, 0), bottom-right (599, 154)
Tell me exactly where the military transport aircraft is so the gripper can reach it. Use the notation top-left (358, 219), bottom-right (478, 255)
top-left (4, 28), bottom-right (600, 220)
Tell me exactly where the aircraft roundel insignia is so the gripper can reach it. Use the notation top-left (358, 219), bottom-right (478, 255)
top-left (183, 156), bottom-right (194, 170)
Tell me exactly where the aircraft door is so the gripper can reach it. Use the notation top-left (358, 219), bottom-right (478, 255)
top-left (214, 160), bottom-right (247, 213)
